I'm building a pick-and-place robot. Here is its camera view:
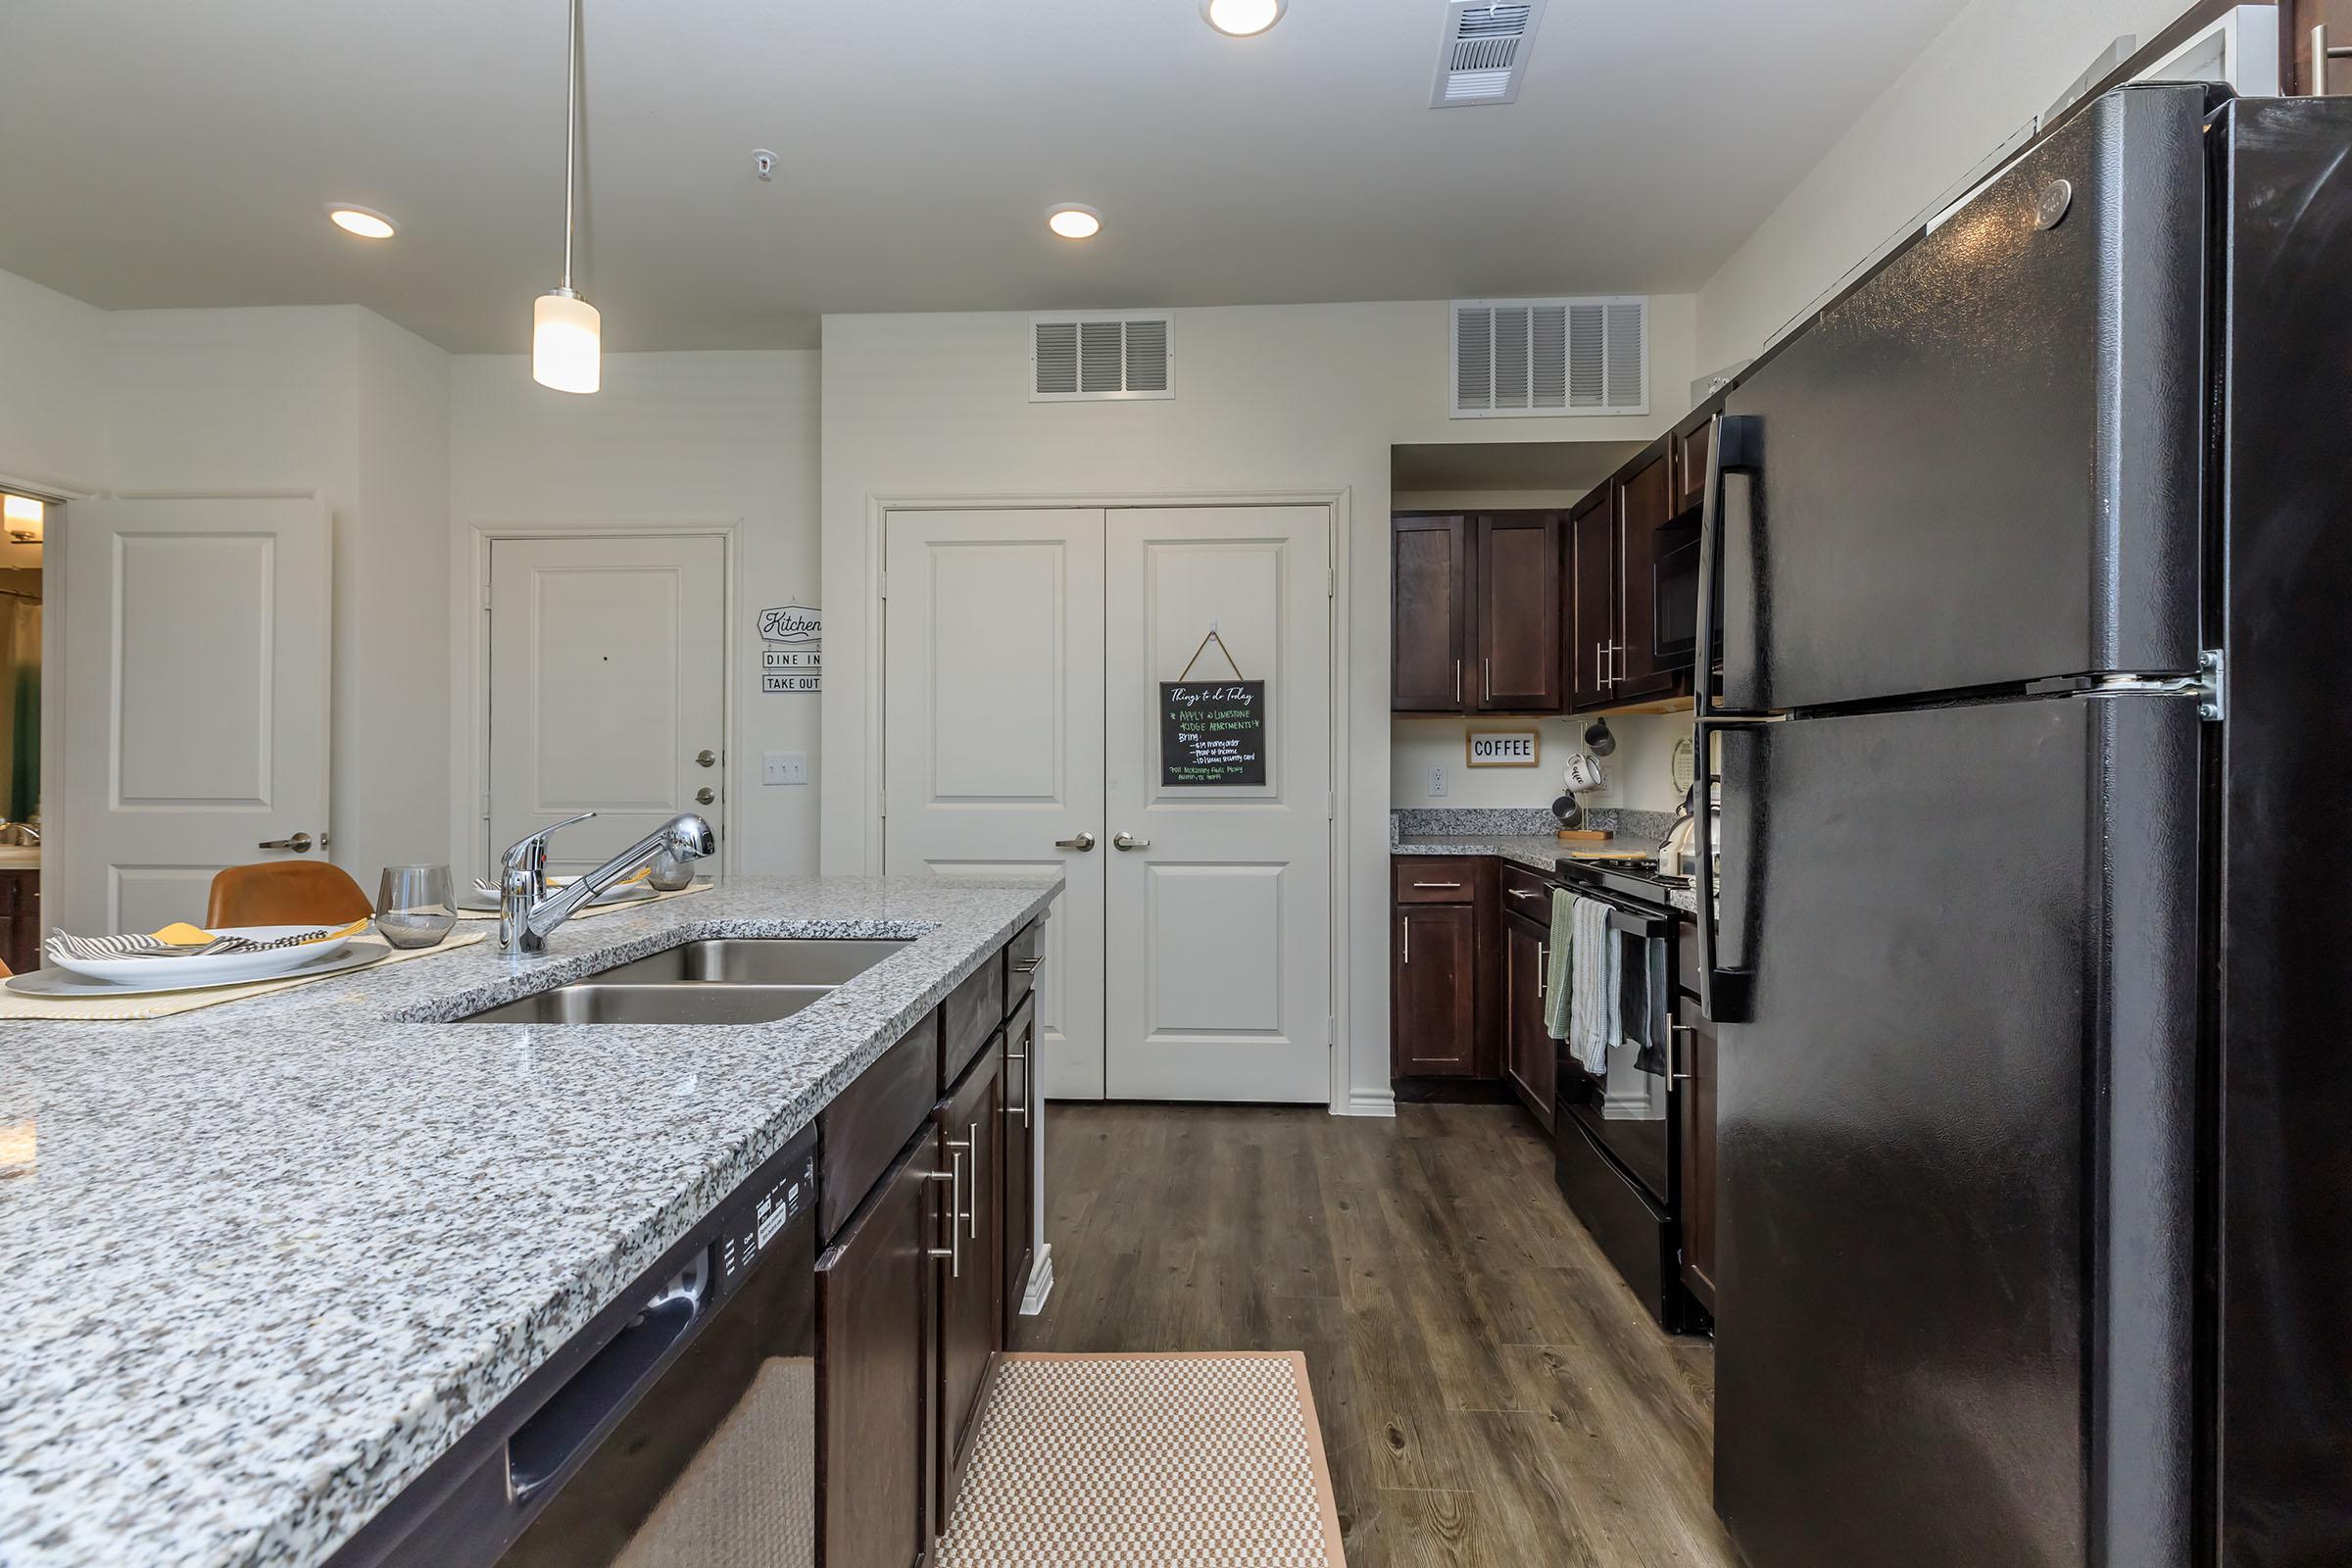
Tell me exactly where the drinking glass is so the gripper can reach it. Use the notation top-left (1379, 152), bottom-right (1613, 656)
top-left (376, 864), bottom-right (457, 950)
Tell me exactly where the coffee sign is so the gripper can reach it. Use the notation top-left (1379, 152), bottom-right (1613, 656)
top-left (1466, 728), bottom-right (1541, 767)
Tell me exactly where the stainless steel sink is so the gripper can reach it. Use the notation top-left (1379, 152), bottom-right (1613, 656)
top-left (459, 982), bottom-right (836, 1026)
top-left (453, 938), bottom-right (912, 1025)
top-left (589, 938), bottom-right (910, 986)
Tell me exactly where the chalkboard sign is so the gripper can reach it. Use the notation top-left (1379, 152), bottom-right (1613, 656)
top-left (1160, 681), bottom-right (1267, 787)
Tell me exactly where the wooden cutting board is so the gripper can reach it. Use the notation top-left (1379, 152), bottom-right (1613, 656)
top-left (1562, 849), bottom-right (1655, 860)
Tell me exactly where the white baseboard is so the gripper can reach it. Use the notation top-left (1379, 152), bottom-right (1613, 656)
top-left (1017, 1243), bottom-right (1054, 1316)
top-left (1337, 1088), bottom-right (1397, 1118)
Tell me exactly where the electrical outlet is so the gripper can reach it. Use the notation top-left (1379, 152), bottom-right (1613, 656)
top-left (1428, 764), bottom-right (1447, 798)
top-left (762, 752), bottom-right (809, 786)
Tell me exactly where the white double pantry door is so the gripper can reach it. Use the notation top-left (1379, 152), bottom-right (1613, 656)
top-left (883, 506), bottom-right (1333, 1103)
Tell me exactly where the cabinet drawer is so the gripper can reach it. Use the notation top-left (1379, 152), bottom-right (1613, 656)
top-left (1498, 863), bottom-right (1557, 922)
top-left (1395, 858), bottom-right (1482, 903)
top-left (1004, 917), bottom-right (1044, 1011)
top-left (942, 952), bottom-right (1007, 1091)
top-left (818, 1012), bottom-right (942, 1241)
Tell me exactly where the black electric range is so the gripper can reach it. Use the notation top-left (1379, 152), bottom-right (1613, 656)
top-left (1548, 855), bottom-right (1708, 1332)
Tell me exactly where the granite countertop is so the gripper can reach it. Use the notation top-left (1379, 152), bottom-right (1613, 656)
top-left (1390, 809), bottom-right (1698, 915)
top-left (0, 875), bottom-right (1059, 1568)
top-left (1392, 831), bottom-right (1575, 875)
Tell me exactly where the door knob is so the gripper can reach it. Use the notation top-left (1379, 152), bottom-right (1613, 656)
top-left (257, 832), bottom-right (315, 854)
top-left (1054, 831), bottom-right (1097, 853)
top-left (695, 749), bottom-right (716, 768)
top-left (1111, 832), bottom-right (1151, 851)
top-left (695, 787), bottom-right (716, 806)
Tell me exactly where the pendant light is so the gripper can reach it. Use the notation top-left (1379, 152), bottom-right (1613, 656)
top-left (532, 0), bottom-right (600, 394)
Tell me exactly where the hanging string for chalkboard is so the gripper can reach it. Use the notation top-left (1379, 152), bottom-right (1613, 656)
top-left (1175, 625), bottom-right (1248, 681)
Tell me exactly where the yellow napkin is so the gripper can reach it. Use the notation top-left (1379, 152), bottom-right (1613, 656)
top-left (148, 918), bottom-right (369, 948)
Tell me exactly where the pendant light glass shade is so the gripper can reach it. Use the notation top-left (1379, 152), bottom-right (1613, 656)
top-left (532, 289), bottom-right (602, 394)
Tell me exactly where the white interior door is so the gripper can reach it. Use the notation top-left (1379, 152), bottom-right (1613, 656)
top-left (488, 535), bottom-right (727, 879)
top-left (1102, 507), bottom-right (1332, 1102)
top-left (881, 510), bottom-right (1105, 1099)
top-left (56, 497), bottom-right (332, 936)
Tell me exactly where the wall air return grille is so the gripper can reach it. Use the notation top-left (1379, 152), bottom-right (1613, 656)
top-left (1029, 312), bottom-right (1175, 401)
top-left (1432, 0), bottom-right (1545, 107)
top-left (1451, 297), bottom-right (1647, 418)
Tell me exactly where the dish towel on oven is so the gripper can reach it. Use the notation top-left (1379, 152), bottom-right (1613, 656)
top-left (1544, 890), bottom-right (1575, 1041)
top-left (1566, 893), bottom-right (1620, 1076)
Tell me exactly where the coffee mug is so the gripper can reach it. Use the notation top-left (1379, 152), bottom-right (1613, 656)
top-left (1563, 749), bottom-right (1608, 795)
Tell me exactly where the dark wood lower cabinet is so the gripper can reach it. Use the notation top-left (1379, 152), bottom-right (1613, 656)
top-left (816, 1126), bottom-right (941, 1568)
top-left (1002, 996), bottom-right (1037, 1345)
top-left (1676, 1001), bottom-right (1718, 1312)
top-left (1502, 914), bottom-right (1555, 1132)
top-left (0, 870), bottom-right (37, 977)
top-left (1394, 902), bottom-right (1478, 1076)
top-left (935, 1041), bottom-right (1005, 1522)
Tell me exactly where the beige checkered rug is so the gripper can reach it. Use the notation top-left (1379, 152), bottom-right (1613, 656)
top-left (934, 1352), bottom-right (1348, 1567)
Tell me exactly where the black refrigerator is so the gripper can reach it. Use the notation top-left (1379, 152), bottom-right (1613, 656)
top-left (1688, 84), bottom-right (2352, 1568)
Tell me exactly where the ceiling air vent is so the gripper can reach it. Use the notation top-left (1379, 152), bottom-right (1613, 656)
top-left (1431, 0), bottom-right (1546, 108)
top-left (1452, 297), bottom-right (1648, 418)
top-left (1030, 311), bottom-right (1175, 402)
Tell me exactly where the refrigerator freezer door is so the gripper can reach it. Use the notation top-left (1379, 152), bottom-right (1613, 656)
top-left (1712, 694), bottom-right (2200, 1568)
top-left (2211, 94), bottom-right (2352, 1568)
top-left (1715, 84), bottom-right (2208, 714)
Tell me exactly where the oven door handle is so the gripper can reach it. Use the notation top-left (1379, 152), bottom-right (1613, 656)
top-left (508, 1289), bottom-right (702, 1504)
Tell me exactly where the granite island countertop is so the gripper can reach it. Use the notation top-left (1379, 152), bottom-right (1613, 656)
top-left (0, 874), bottom-right (1059, 1568)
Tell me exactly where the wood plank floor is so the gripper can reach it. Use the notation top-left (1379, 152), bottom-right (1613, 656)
top-left (1019, 1102), bottom-right (1740, 1568)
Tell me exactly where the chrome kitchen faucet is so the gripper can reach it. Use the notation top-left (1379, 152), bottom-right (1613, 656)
top-left (498, 811), bottom-right (714, 953)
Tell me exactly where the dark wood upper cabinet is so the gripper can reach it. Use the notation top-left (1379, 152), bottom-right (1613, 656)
top-left (817, 1127), bottom-right (939, 1568)
top-left (1676, 998), bottom-right (1718, 1314)
top-left (1614, 450), bottom-right (1680, 702)
top-left (1473, 514), bottom-right (1564, 710)
top-left (1568, 486), bottom-right (1617, 710)
top-left (1392, 514), bottom-right (1472, 711)
top-left (1673, 415), bottom-right (1712, 518)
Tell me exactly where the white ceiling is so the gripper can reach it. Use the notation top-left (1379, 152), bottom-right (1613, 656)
top-left (0, 0), bottom-right (1967, 353)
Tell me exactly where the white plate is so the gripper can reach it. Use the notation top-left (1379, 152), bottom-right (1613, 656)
top-left (457, 878), bottom-right (661, 912)
top-left (11, 938), bottom-right (393, 999)
top-left (45, 925), bottom-right (362, 987)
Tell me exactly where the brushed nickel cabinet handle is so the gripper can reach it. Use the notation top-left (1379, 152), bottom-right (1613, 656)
top-left (1411, 880), bottom-right (1463, 889)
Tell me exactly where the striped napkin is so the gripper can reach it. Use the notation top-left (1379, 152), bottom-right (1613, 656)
top-left (46, 918), bottom-right (370, 964)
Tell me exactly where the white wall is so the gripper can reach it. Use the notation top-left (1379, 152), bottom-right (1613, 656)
top-left (0, 267), bottom-right (106, 495)
top-left (100, 305), bottom-right (453, 884)
top-left (1695, 0), bottom-right (2195, 370)
top-left (1391, 710), bottom-right (1689, 815)
top-left (448, 351), bottom-right (822, 878)
top-left (819, 297), bottom-right (1696, 1115)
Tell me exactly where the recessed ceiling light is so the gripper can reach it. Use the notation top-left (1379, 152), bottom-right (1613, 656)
top-left (1046, 204), bottom-right (1102, 240)
top-left (326, 205), bottom-right (397, 239)
top-left (1202, 0), bottom-right (1286, 37)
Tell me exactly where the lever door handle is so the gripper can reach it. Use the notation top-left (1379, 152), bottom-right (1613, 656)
top-left (1054, 831), bottom-right (1097, 853)
top-left (695, 787), bottom-right (716, 806)
top-left (1111, 832), bottom-right (1151, 851)
top-left (257, 832), bottom-right (315, 853)
top-left (695, 749), bottom-right (717, 768)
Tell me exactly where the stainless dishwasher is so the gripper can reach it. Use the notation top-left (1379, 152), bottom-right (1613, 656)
top-left (328, 1124), bottom-right (818, 1568)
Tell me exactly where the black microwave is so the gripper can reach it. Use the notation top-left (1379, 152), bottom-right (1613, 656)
top-left (1651, 519), bottom-right (1719, 664)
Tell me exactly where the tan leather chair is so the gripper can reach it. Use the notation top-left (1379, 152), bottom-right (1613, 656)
top-left (207, 862), bottom-right (373, 928)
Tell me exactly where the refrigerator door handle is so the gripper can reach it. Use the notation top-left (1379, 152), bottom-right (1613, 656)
top-left (1691, 410), bottom-right (1768, 1025)
top-left (1692, 412), bottom-right (1763, 720)
top-left (1692, 716), bottom-right (1759, 1023)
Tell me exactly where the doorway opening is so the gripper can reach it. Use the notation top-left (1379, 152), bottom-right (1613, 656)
top-left (0, 491), bottom-right (47, 975)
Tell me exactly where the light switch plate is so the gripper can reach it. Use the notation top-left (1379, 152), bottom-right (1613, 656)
top-left (1428, 764), bottom-right (1447, 798)
top-left (763, 752), bottom-right (809, 786)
